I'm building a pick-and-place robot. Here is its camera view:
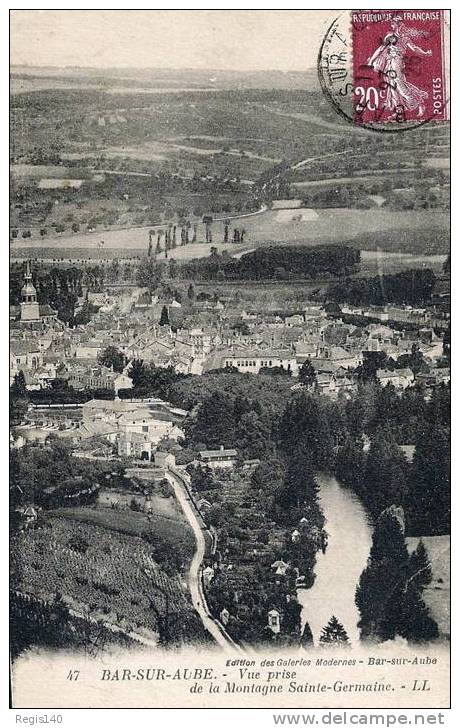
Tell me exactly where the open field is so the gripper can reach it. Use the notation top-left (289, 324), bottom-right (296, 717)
top-left (50, 504), bottom-right (191, 545)
top-left (11, 207), bottom-right (449, 268)
top-left (97, 488), bottom-right (185, 521)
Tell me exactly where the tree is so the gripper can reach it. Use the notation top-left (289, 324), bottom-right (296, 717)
top-left (407, 541), bottom-right (432, 590)
top-left (128, 359), bottom-right (149, 389)
top-left (159, 305), bottom-right (170, 327)
top-left (223, 219), bottom-right (230, 243)
top-left (187, 464), bottom-right (215, 492)
top-left (137, 259), bottom-right (162, 290)
top-left (259, 365), bottom-right (291, 377)
top-left (251, 457), bottom-right (284, 497)
top-left (319, 616), bottom-right (350, 646)
top-left (279, 392), bottom-right (334, 470)
top-left (397, 584), bottom-right (439, 643)
top-left (356, 508), bottom-right (408, 642)
top-left (189, 391), bottom-right (236, 449)
top-left (345, 381), bottom-right (378, 438)
top-left (187, 283), bottom-right (195, 302)
top-left (356, 557), bottom-right (404, 642)
top-left (283, 599), bottom-right (302, 635)
top-left (98, 346), bottom-right (125, 373)
top-left (235, 411), bottom-right (271, 459)
top-left (10, 394), bottom-right (29, 426)
top-left (405, 423), bottom-right (450, 536)
top-left (357, 351), bottom-right (389, 381)
top-left (370, 508), bottom-right (408, 565)
top-left (108, 259), bottom-right (120, 282)
top-left (363, 429), bottom-right (408, 517)
top-left (275, 445), bottom-right (320, 520)
top-left (231, 321), bottom-right (250, 336)
top-left (335, 436), bottom-right (366, 492)
top-left (442, 253), bottom-right (450, 275)
top-left (298, 360), bottom-right (317, 388)
top-left (300, 622), bottom-right (314, 648)
top-left (11, 371), bottom-right (27, 399)
top-left (355, 508), bottom-right (439, 643)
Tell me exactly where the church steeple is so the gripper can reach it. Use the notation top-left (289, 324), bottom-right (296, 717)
top-left (24, 259), bottom-right (33, 285)
top-left (21, 260), bottom-right (40, 322)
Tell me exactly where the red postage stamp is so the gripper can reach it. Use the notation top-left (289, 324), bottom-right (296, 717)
top-left (352, 10), bottom-right (448, 127)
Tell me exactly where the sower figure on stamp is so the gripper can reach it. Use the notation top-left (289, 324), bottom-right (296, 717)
top-left (367, 16), bottom-right (432, 118)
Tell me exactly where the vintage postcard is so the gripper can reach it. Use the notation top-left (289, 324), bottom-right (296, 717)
top-left (9, 9), bottom-right (451, 710)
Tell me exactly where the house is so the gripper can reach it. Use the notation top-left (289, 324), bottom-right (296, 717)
top-left (376, 368), bottom-right (415, 389)
top-left (118, 431), bottom-right (156, 460)
top-left (271, 560), bottom-right (289, 576)
top-left (15, 505), bottom-right (40, 526)
top-left (10, 341), bottom-right (43, 382)
top-left (87, 292), bottom-right (110, 307)
top-left (416, 368), bottom-right (450, 388)
top-left (77, 398), bottom-right (183, 454)
top-left (202, 566), bottom-right (215, 586)
top-left (362, 306), bottom-right (389, 322)
top-left (197, 498), bottom-right (212, 511)
top-left (315, 368), bottom-right (358, 398)
top-left (313, 344), bottom-right (362, 371)
top-left (72, 340), bottom-right (104, 360)
top-left (267, 608), bottom-right (281, 634)
top-left (118, 410), bottom-right (183, 456)
top-left (419, 341), bottom-right (444, 362)
top-left (198, 446), bottom-right (237, 469)
top-left (294, 341), bottom-right (318, 362)
top-left (220, 607), bottom-right (230, 626)
top-left (66, 364), bottom-right (132, 394)
top-left (367, 324), bottom-right (395, 344)
top-left (76, 418), bottom-right (118, 443)
top-left (242, 458), bottom-right (261, 472)
top-left (154, 451), bottom-right (176, 469)
top-left (184, 328), bottom-right (215, 357)
top-left (221, 348), bottom-right (298, 375)
top-left (315, 372), bottom-right (339, 395)
top-left (399, 445), bottom-right (416, 463)
top-left (285, 313), bottom-right (305, 327)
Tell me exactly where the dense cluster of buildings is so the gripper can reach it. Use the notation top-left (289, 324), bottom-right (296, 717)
top-left (10, 261), bottom-right (450, 459)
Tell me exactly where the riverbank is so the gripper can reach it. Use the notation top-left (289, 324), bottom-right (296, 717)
top-left (298, 474), bottom-right (373, 646)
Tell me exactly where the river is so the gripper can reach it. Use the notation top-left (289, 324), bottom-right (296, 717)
top-left (298, 473), bottom-right (373, 646)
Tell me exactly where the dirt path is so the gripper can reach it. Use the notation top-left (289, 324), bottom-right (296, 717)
top-left (166, 469), bottom-right (242, 652)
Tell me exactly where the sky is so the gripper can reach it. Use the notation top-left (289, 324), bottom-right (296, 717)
top-left (10, 10), bottom-right (332, 71)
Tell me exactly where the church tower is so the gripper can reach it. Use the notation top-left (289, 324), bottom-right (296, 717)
top-left (20, 261), bottom-right (40, 322)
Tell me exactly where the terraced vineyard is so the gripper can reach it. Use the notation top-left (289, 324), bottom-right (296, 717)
top-left (11, 516), bottom-right (192, 637)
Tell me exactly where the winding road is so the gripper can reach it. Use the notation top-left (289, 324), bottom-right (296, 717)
top-left (166, 469), bottom-right (242, 652)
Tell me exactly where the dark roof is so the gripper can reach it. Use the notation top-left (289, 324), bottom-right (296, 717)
top-left (39, 304), bottom-right (57, 316)
top-left (199, 449), bottom-right (237, 458)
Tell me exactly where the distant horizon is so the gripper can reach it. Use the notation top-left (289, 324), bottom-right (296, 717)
top-left (11, 63), bottom-right (315, 74)
top-left (10, 10), bottom-right (330, 72)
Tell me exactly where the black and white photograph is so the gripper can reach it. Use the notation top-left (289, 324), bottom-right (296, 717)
top-left (8, 8), bottom-right (451, 711)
